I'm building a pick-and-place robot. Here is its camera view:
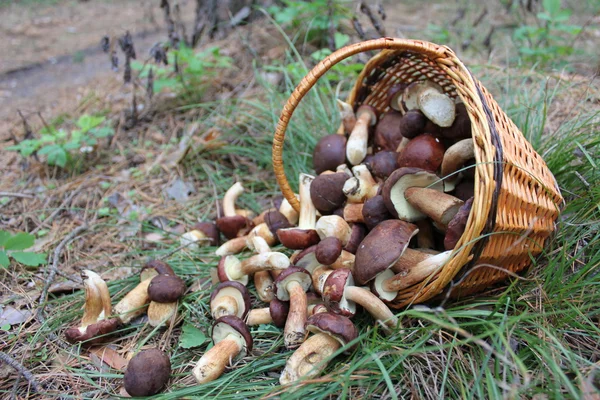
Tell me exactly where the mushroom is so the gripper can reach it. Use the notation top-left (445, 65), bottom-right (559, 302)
top-left (353, 219), bottom-right (418, 286)
top-left (65, 270), bottom-right (118, 344)
top-left (279, 312), bottom-right (357, 385)
top-left (215, 182), bottom-right (254, 239)
top-left (444, 197), bottom-right (473, 250)
top-left (311, 264), bottom-right (334, 295)
top-left (217, 251), bottom-right (290, 286)
top-left (274, 266), bottom-right (312, 349)
top-left (399, 110), bottom-right (427, 139)
top-left (210, 281), bottom-right (251, 320)
top-left (400, 81), bottom-right (432, 112)
top-left (310, 172), bottom-right (348, 213)
top-left (417, 84), bottom-right (456, 127)
top-left (123, 348), bottom-right (171, 397)
top-left (264, 210), bottom-right (293, 238)
top-left (246, 298), bottom-right (290, 327)
top-left (248, 235), bottom-right (276, 303)
top-left (415, 220), bottom-right (435, 249)
top-left (337, 99), bottom-right (356, 134)
top-left (372, 251), bottom-right (452, 301)
top-left (387, 83), bottom-right (408, 112)
top-left (346, 105), bottom-right (377, 165)
top-left (343, 165), bottom-right (379, 203)
top-left (180, 221), bottom-right (220, 249)
top-left (361, 195), bottom-right (393, 230)
top-left (316, 237), bottom-right (343, 266)
top-left (147, 274), bottom-right (187, 327)
top-left (315, 215), bottom-right (351, 246)
top-left (113, 260), bottom-right (175, 324)
top-left (277, 174), bottom-right (320, 250)
top-left (381, 167), bottom-right (444, 221)
top-left (440, 138), bottom-right (475, 192)
top-left (397, 134), bottom-right (445, 173)
top-left (404, 187), bottom-right (464, 228)
top-left (313, 134), bottom-right (347, 175)
top-left (342, 203), bottom-right (364, 224)
top-left (344, 223), bottom-right (367, 254)
top-left (192, 315), bottom-right (253, 384)
top-left (373, 110), bottom-right (404, 151)
top-left (322, 268), bottom-right (398, 332)
top-left (292, 245), bottom-right (321, 275)
top-left (365, 151), bottom-right (398, 180)
top-left (441, 103), bottom-right (471, 139)
top-left (453, 180), bottom-right (475, 201)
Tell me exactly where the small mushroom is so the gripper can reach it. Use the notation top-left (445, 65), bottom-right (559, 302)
top-left (399, 110), bottom-right (427, 139)
top-left (365, 151), bottom-right (398, 180)
top-left (279, 312), bottom-right (357, 385)
top-left (192, 315), bottom-right (253, 384)
top-left (215, 182), bottom-right (254, 239)
top-left (444, 197), bottom-right (473, 250)
top-left (310, 172), bottom-right (348, 213)
top-left (245, 298), bottom-right (290, 327)
top-left (248, 235), bottom-right (276, 303)
top-left (274, 266), bottom-right (312, 349)
top-left (217, 252), bottom-right (290, 285)
top-left (381, 167), bottom-right (444, 221)
top-left (292, 245), bottom-right (321, 275)
top-left (417, 84), bottom-right (456, 127)
top-left (346, 105), bottom-right (377, 165)
top-left (401, 81), bottom-right (432, 112)
top-left (387, 83), bottom-right (408, 111)
top-left (316, 237), bottom-right (343, 266)
top-left (210, 281), bottom-right (251, 320)
top-left (315, 215), bottom-right (352, 246)
top-left (441, 103), bottom-right (471, 139)
top-left (396, 134), bottom-right (445, 173)
top-left (313, 135), bottom-right (347, 175)
top-left (123, 348), bottom-right (171, 397)
top-left (322, 268), bottom-right (397, 332)
top-left (344, 223), bottom-right (367, 254)
top-left (147, 274), bottom-right (186, 327)
top-left (264, 210), bottom-right (293, 238)
top-left (180, 221), bottom-right (220, 249)
top-left (343, 165), bottom-right (379, 203)
top-left (342, 203), bottom-right (364, 224)
top-left (362, 195), bottom-right (393, 230)
top-left (277, 174), bottom-right (320, 249)
top-left (311, 265), bottom-right (334, 295)
top-left (373, 110), bottom-right (404, 152)
top-left (337, 99), bottom-right (357, 134)
top-left (404, 187), bottom-right (464, 228)
top-left (440, 138), bottom-right (475, 192)
top-left (65, 270), bottom-right (118, 344)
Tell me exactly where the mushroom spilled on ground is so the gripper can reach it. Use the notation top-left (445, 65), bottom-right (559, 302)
top-left (180, 222), bottom-right (220, 250)
top-left (113, 260), bottom-right (175, 324)
top-left (279, 196), bottom-right (300, 225)
top-left (444, 197), bottom-right (473, 250)
top-left (342, 203), bottom-right (364, 224)
top-left (315, 215), bottom-right (352, 246)
top-left (277, 174), bottom-right (320, 250)
top-left (215, 182), bottom-right (254, 239)
top-left (337, 99), bottom-right (356, 134)
top-left (343, 223), bottom-right (366, 254)
top-left (147, 274), bottom-right (186, 327)
top-left (248, 235), bottom-right (276, 303)
top-left (313, 134), bottom-right (347, 175)
top-left (404, 187), bottom-right (464, 228)
top-left (279, 312), bottom-right (357, 385)
top-left (192, 316), bottom-right (253, 384)
top-left (210, 281), bottom-right (251, 320)
top-left (65, 270), bottom-right (118, 344)
top-left (245, 298), bottom-right (290, 327)
top-left (372, 251), bottom-right (452, 301)
top-left (123, 348), bottom-right (171, 397)
top-left (316, 237), bottom-right (343, 266)
top-left (322, 268), bottom-right (398, 332)
top-left (346, 105), bottom-right (377, 165)
top-left (311, 264), bottom-right (334, 296)
top-left (217, 251), bottom-right (290, 286)
top-left (440, 138), bottom-right (475, 192)
top-left (274, 266), bottom-right (312, 349)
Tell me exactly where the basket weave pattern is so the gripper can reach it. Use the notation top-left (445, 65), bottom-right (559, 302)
top-left (272, 38), bottom-right (563, 307)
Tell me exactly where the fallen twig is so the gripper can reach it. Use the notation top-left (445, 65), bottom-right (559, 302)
top-left (0, 351), bottom-right (44, 393)
top-left (31, 186), bottom-right (84, 235)
top-left (0, 192), bottom-right (35, 199)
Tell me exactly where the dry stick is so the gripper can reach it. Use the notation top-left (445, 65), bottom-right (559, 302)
top-left (31, 186), bottom-right (84, 235)
top-left (359, 2), bottom-right (386, 37)
top-left (0, 351), bottom-right (44, 393)
top-left (0, 192), bottom-right (35, 199)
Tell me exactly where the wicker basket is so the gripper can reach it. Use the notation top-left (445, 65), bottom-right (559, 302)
top-left (272, 38), bottom-right (563, 308)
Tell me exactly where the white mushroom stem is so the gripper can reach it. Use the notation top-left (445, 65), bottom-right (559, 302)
top-left (344, 286), bottom-right (397, 331)
top-left (192, 335), bottom-right (242, 384)
top-left (246, 307), bottom-right (273, 325)
top-left (284, 281), bottom-right (308, 349)
top-left (405, 187), bottom-right (464, 227)
top-left (384, 250), bottom-right (452, 291)
top-left (441, 138), bottom-right (475, 192)
top-left (312, 266), bottom-right (334, 295)
top-left (280, 333), bottom-right (340, 385)
top-left (336, 164), bottom-right (353, 177)
top-left (343, 203), bottom-right (364, 223)
top-left (235, 209), bottom-right (255, 219)
top-left (113, 278), bottom-right (152, 324)
top-left (81, 270), bottom-right (112, 328)
top-left (234, 252), bottom-right (289, 278)
top-left (315, 216), bottom-right (352, 246)
top-left (396, 137), bottom-right (410, 155)
top-left (346, 108), bottom-right (375, 165)
top-left (279, 196), bottom-right (300, 225)
top-left (343, 165), bottom-right (379, 203)
top-left (298, 174), bottom-right (317, 229)
top-left (247, 223), bottom-right (277, 247)
top-left (248, 235), bottom-right (275, 302)
top-left (330, 251), bottom-right (355, 271)
top-left (212, 296), bottom-right (239, 319)
top-left (337, 99), bottom-right (357, 135)
top-left (180, 230), bottom-right (210, 250)
top-left (147, 301), bottom-right (177, 327)
top-left (223, 182), bottom-right (244, 217)
top-left (216, 236), bottom-right (248, 256)
top-left (391, 248), bottom-right (434, 274)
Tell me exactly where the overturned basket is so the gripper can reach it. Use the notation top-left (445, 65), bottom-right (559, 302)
top-left (272, 38), bottom-right (563, 308)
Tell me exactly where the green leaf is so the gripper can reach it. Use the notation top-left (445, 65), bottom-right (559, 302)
top-left (39, 145), bottom-right (68, 167)
top-left (11, 252), bottom-right (47, 267)
top-left (542, 0), bottom-right (561, 17)
top-left (91, 126), bottom-right (114, 138)
top-left (3, 232), bottom-right (34, 250)
top-left (0, 231), bottom-right (10, 247)
top-left (179, 324), bottom-right (207, 349)
top-left (76, 114), bottom-right (105, 133)
top-left (0, 251), bottom-right (9, 268)
top-left (334, 32), bottom-right (350, 49)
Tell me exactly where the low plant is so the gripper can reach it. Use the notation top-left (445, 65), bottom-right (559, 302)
top-left (0, 231), bottom-right (47, 268)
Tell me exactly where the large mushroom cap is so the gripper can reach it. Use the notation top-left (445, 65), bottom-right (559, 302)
top-left (216, 215), bottom-right (254, 240)
top-left (277, 227), bottom-right (320, 250)
top-left (212, 315), bottom-right (253, 356)
top-left (210, 281), bottom-right (252, 320)
top-left (305, 312), bottom-right (358, 353)
top-left (293, 245), bottom-right (320, 273)
top-left (381, 167), bottom-right (444, 221)
top-left (141, 260), bottom-right (175, 281)
top-left (274, 266), bottom-right (312, 301)
top-left (344, 223), bottom-right (367, 254)
top-left (373, 110), bottom-right (404, 152)
top-left (310, 173), bottom-right (348, 212)
top-left (354, 219), bottom-right (418, 285)
top-left (148, 274), bottom-right (186, 303)
top-left (399, 110), bottom-right (427, 139)
top-left (124, 348), bottom-right (171, 397)
top-left (322, 269), bottom-right (356, 317)
top-left (64, 318), bottom-right (119, 344)
top-left (362, 195), bottom-right (393, 230)
top-left (270, 298), bottom-right (290, 328)
top-left (264, 210), bottom-right (292, 236)
top-left (366, 151), bottom-right (399, 180)
top-left (397, 134), bottom-right (445, 173)
top-left (217, 256), bottom-right (249, 286)
top-left (313, 134), bottom-right (347, 175)
top-left (316, 237), bottom-right (343, 265)
top-left (192, 221), bottom-right (220, 246)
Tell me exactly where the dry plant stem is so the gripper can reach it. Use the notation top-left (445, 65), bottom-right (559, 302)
top-left (279, 333), bottom-right (340, 384)
top-left (391, 248), bottom-right (432, 274)
top-left (223, 182), bottom-right (244, 217)
top-left (344, 286), bottom-right (397, 330)
top-left (346, 112), bottom-right (371, 165)
top-left (284, 281), bottom-right (308, 349)
top-left (246, 308), bottom-right (273, 325)
top-left (0, 191), bottom-right (35, 198)
top-left (337, 99), bottom-right (356, 134)
top-left (216, 236), bottom-right (247, 256)
top-left (0, 351), bottom-right (43, 393)
top-left (237, 252), bottom-right (289, 277)
top-left (405, 187), bottom-right (464, 227)
top-left (212, 296), bottom-right (239, 319)
top-left (193, 337), bottom-right (241, 384)
top-left (113, 279), bottom-right (152, 324)
top-left (298, 174), bottom-right (316, 229)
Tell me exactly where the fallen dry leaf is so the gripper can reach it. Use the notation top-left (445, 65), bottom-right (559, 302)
top-left (89, 347), bottom-right (128, 371)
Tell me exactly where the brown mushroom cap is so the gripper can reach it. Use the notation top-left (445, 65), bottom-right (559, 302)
top-left (212, 315), bottom-right (253, 356)
top-left (322, 269), bottom-right (356, 317)
top-left (270, 298), bottom-right (290, 328)
top-left (441, 103), bottom-right (471, 139)
top-left (354, 219), bottom-right (418, 285)
top-left (310, 173), bottom-right (348, 213)
top-left (373, 110), bottom-right (404, 152)
top-left (64, 318), bottom-right (119, 344)
top-left (274, 266), bottom-right (312, 301)
top-left (148, 274), bottom-right (186, 303)
top-left (141, 260), bottom-right (175, 281)
top-left (397, 134), bottom-right (445, 173)
top-left (217, 256), bottom-right (249, 286)
top-left (381, 167), bottom-right (444, 221)
top-left (366, 151), bottom-right (399, 180)
top-left (124, 348), bottom-right (171, 397)
top-left (362, 195), bottom-right (393, 230)
top-left (210, 281), bottom-right (252, 320)
top-left (277, 227), bottom-right (320, 250)
top-left (344, 223), bottom-right (366, 254)
top-left (192, 222), bottom-right (220, 246)
top-left (444, 197), bottom-right (473, 250)
top-left (293, 245), bottom-right (320, 273)
top-left (399, 110), bottom-right (427, 139)
top-left (215, 215), bottom-right (254, 240)
top-left (264, 210), bottom-right (292, 236)
top-left (313, 134), bottom-right (347, 175)
top-left (453, 180), bottom-right (475, 201)
top-left (305, 312), bottom-right (358, 353)
top-left (316, 237), bottom-right (343, 265)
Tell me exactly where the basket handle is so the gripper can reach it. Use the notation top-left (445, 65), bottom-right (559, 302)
top-left (272, 38), bottom-right (455, 212)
